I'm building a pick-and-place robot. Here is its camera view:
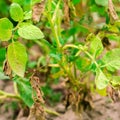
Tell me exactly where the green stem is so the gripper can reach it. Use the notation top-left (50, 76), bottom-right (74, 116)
top-left (62, 44), bottom-right (79, 50)
top-left (47, 0), bottom-right (61, 50)
top-left (13, 21), bottom-right (21, 31)
top-left (0, 90), bottom-right (21, 100)
top-left (14, 82), bottom-right (18, 95)
top-left (84, 51), bottom-right (99, 68)
top-left (44, 108), bottom-right (60, 116)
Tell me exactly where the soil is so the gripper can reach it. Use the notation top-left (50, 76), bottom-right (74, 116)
top-left (0, 80), bottom-right (120, 120)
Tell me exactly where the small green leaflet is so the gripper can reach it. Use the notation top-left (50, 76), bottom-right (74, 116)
top-left (14, 77), bottom-right (34, 107)
top-left (7, 42), bottom-right (28, 77)
top-left (18, 24), bottom-right (44, 40)
top-left (90, 36), bottom-right (103, 58)
top-left (95, 0), bottom-right (108, 7)
top-left (0, 18), bottom-right (13, 41)
top-left (95, 69), bottom-right (109, 89)
top-left (102, 48), bottom-right (120, 72)
top-left (10, 3), bottom-right (23, 21)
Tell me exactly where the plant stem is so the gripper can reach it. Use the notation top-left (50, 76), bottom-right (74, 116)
top-left (47, 0), bottom-right (62, 50)
top-left (0, 90), bottom-right (21, 100)
top-left (84, 51), bottom-right (99, 68)
top-left (44, 108), bottom-right (60, 116)
top-left (62, 44), bottom-right (79, 50)
top-left (14, 82), bottom-right (18, 94)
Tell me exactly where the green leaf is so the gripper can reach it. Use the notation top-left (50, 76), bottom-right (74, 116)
top-left (10, 3), bottom-right (23, 21)
top-left (24, 11), bottom-right (32, 20)
top-left (0, 18), bottom-right (13, 41)
top-left (108, 25), bottom-right (119, 33)
top-left (14, 77), bottom-right (34, 107)
top-left (12, 0), bottom-right (24, 5)
top-left (90, 36), bottom-right (103, 58)
top-left (102, 48), bottom-right (120, 72)
top-left (18, 24), bottom-right (44, 40)
top-left (50, 53), bottom-right (62, 61)
top-left (75, 57), bottom-right (91, 72)
top-left (72, 0), bottom-right (81, 5)
top-left (0, 48), bottom-right (6, 62)
top-left (111, 76), bottom-right (120, 86)
top-left (95, 69), bottom-right (109, 89)
top-left (31, 0), bottom-right (42, 5)
top-left (95, 0), bottom-right (108, 7)
top-left (7, 42), bottom-right (28, 77)
top-left (106, 34), bottom-right (120, 41)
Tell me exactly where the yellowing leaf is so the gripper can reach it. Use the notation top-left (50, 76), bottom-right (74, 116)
top-left (7, 42), bottom-right (28, 77)
top-left (95, 69), bottom-right (109, 89)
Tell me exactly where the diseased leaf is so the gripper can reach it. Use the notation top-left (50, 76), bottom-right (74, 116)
top-left (14, 77), bottom-right (34, 107)
top-left (18, 24), bottom-right (44, 40)
top-left (95, 69), bottom-right (109, 89)
top-left (10, 3), bottom-right (23, 21)
top-left (7, 42), bottom-right (27, 77)
top-left (95, 0), bottom-right (108, 6)
top-left (0, 18), bottom-right (13, 41)
top-left (90, 36), bottom-right (103, 58)
top-left (102, 48), bottom-right (120, 71)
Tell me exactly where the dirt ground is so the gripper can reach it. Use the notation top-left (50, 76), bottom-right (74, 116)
top-left (0, 80), bottom-right (120, 120)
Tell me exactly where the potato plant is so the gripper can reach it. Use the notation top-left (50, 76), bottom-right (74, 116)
top-left (0, 0), bottom-right (120, 119)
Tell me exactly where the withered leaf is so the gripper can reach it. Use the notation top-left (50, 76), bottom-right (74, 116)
top-left (64, 0), bottom-right (70, 27)
top-left (29, 70), bottom-right (45, 120)
top-left (107, 86), bottom-right (120, 102)
top-left (32, 0), bottom-right (46, 23)
top-left (3, 59), bottom-right (12, 78)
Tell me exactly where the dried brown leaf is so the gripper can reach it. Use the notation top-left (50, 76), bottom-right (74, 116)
top-left (28, 70), bottom-right (45, 120)
top-left (3, 59), bottom-right (12, 78)
top-left (107, 86), bottom-right (120, 102)
top-left (63, 0), bottom-right (70, 27)
top-left (32, 0), bottom-right (46, 23)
